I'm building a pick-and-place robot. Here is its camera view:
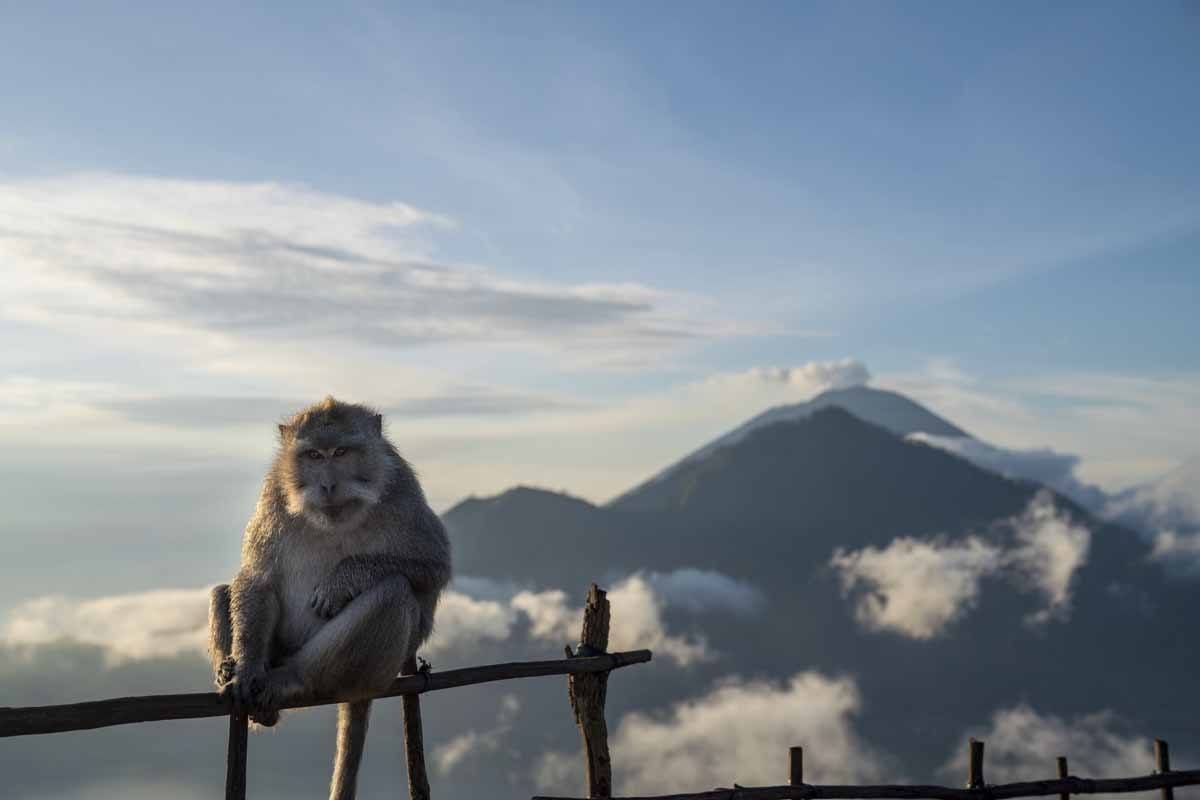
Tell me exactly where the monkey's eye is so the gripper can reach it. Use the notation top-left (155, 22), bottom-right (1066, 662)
top-left (333, 447), bottom-right (347, 457)
top-left (305, 449), bottom-right (324, 460)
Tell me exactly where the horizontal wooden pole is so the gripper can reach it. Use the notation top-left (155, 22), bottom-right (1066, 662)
top-left (532, 769), bottom-right (1200, 800)
top-left (0, 649), bottom-right (652, 739)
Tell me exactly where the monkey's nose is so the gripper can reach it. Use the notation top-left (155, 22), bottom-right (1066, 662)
top-left (321, 481), bottom-right (338, 495)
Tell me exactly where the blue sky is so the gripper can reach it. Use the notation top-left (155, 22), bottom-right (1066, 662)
top-left (1, 1), bottom-right (1198, 514)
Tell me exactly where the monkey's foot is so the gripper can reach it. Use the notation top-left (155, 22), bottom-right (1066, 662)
top-left (250, 667), bottom-right (305, 714)
top-left (249, 709), bottom-right (281, 728)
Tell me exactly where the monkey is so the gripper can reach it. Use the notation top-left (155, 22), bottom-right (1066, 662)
top-left (207, 396), bottom-right (451, 800)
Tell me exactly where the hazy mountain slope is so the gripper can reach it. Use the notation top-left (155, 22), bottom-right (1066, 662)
top-left (608, 385), bottom-right (968, 510)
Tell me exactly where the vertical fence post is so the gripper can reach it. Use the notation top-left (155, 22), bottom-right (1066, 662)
top-left (402, 656), bottom-right (431, 800)
top-left (568, 583), bottom-right (612, 798)
top-left (1057, 756), bottom-right (1070, 800)
top-left (225, 710), bottom-right (248, 800)
top-left (790, 746), bottom-right (804, 797)
top-left (1156, 739), bottom-right (1173, 800)
top-left (968, 739), bottom-right (985, 790)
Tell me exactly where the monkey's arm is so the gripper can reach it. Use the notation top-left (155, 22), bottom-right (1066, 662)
top-left (226, 570), bottom-right (280, 697)
top-left (310, 553), bottom-right (450, 618)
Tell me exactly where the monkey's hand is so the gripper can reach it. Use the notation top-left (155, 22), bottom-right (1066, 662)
top-left (310, 575), bottom-right (355, 619)
top-left (215, 656), bottom-right (238, 691)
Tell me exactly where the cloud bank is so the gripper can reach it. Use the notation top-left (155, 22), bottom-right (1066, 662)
top-left (1, 568), bottom-right (756, 668)
top-left (909, 434), bottom-right (1108, 511)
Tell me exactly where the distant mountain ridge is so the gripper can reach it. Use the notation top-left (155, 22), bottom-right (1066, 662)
top-left (440, 387), bottom-right (1195, 783)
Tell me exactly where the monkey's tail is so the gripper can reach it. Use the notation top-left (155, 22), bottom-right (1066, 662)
top-left (329, 700), bottom-right (372, 800)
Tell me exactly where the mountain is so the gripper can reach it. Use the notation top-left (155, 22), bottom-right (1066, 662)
top-left (443, 396), bottom-right (1195, 785)
top-left (609, 385), bottom-right (968, 509)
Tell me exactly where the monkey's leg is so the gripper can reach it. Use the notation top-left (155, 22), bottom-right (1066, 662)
top-left (261, 575), bottom-right (419, 707)
top-left (207, 584), bottom-right (236, 689)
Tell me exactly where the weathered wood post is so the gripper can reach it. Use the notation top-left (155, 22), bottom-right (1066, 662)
top-left (790, 746), bottom-right (804, 794)
top-left (1057, 756), bottom-right (1070, 800)
top-left (1156, 739), bottom-right (1173, 800)
top-left (568, 584), bottom-right (613, 797)
top-left (402, 656), bottom-right (431, 800)
top-left (968, 739), bottom-right (985, 790)
top-left (225, 710), bottom-right (248, 800)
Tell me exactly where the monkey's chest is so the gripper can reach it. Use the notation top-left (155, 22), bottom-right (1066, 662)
top-left (274, 540), bottom-right (349, 654)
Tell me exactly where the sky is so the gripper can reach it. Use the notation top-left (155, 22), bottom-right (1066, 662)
top-left (2, 4), bottom-right (1200, 797)
top-left (1, 3), bottom-right (1199, 545)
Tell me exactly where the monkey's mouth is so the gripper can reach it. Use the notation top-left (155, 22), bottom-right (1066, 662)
top-left (319, 499), bottom-right (363, 520)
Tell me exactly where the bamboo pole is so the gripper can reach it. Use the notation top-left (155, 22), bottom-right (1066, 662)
top-left (401, 656), bottom-right (431, 800)
top-left (1155, 740), bottom-right (1173, 800)
top-left (224, 710), bottom-right (248, 800)
top-left (1056, 757), bottom-right (1069, 800)
top-left (0, 650), bottom-right (652, 738)
top-left (531, 768), bottom-right (1200, 800)
top-left (967, 740), bottom-right (985, 790)
top-left (568, 583), bottom-right (613, 797)
top-left (790, 747), bottom-right (804, 786)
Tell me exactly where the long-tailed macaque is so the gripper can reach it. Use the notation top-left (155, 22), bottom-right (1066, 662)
top-left (208, 397), bottom-right (450, 800)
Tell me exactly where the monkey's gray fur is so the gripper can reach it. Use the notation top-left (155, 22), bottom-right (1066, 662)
top-left (207, 396), bottom-right (451, 800)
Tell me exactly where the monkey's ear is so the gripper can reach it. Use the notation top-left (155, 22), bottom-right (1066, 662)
top-left (278, 423), bottom-right (292, 441)
top-left (373, 414), bottom-right (383, 436)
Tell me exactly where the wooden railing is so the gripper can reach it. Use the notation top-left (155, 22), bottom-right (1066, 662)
top-left (2, 583), bottom-right (1197, 800)
top-left (535, 739), bottom-right (1200, 800)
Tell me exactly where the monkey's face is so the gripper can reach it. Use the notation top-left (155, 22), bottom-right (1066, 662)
top-left (281, 426), bottom-right (389, 532)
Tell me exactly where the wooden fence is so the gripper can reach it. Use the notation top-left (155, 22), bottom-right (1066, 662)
top-left (1, 583), bottom-right (1197, 800)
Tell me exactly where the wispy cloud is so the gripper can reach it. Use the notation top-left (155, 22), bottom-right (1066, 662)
top-left (0, 173), bottom-right (742, 369)
top-left (434, 694), bottom-right (522, 776)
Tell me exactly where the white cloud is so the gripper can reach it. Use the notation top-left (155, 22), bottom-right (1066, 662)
top-left (909, 433), bottom-right (1107, 511)
top-left (2, 588), bottom-right (211, 665)
top-left (941, 705), bottom-right (1153, 784)
top-left (1006, 491), bottom-right (1091, 624)
top-left (434, 693), bottom-right (521, 775)
top-left (645, 568), bottom-right (764, 614)
top-left (513, 574), bottom-right (714, 666)
top-left (1107, 458), bottom-right (1200, 540)
top-left (1149, 530), bottom-right (1200, 572)
top-left (831, 537), bottom-right (1004, 639)
top-left (535, 671), bottom-right (889, 795)
top-left (736, 359), bottom-right (870, 391)
top-left (832, 493), bottom-right (1091, 638)
top-left (423, 588), bottom-right (519, 655)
